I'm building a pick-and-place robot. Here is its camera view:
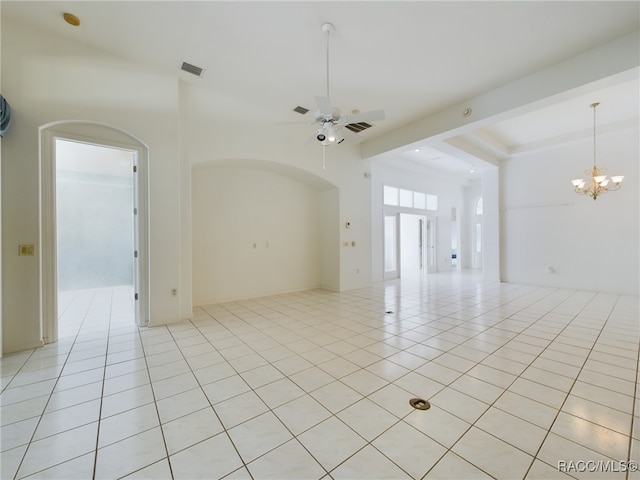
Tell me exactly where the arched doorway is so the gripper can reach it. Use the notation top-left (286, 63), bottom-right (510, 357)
top-left (40, 122), bottom-right (150, 344)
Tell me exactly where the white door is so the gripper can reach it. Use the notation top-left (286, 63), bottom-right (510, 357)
top-left (425, 216), bottom-right (437, 273)
top-left (400, 213), bottom-right (425, 278)
top-left (383, 212), bottom-right (399, 280)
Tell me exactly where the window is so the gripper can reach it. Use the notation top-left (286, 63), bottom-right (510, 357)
top-left (383, 185), bottom-right (437, 211)
top-left (383, 186), bottom-right (398, 206)
top-left (399, 189), bottom-right (413, 207)
top-left (426, 194), bottom-right (438, 211)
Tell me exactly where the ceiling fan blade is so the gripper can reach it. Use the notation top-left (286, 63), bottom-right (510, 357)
top-left (275, 120), bottom-right (316, 125)
top-left (338, 109), bottom-right (386, 125)
top-left (314, 96), bottom-right (334, 117)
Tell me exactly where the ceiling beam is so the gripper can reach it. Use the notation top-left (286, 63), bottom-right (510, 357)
top-left (361, 30), bottom-right (640, 160)
top-left (440, 137), bottom-right (502, 168)
top-left (507, 117), bottom-right (639, 156)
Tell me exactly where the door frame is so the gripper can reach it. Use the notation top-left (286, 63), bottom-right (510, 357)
top-left (40, 122), bottom-right (150, 344)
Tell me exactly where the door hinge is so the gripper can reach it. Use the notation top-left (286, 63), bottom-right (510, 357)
top-left (135, 293), bottom-right (139, 300)
top-left (134, 250), bottom-right (138, 258)
top-left (133, 207), bottom-right (138, 215)
top-left (133, 165), bottom-right (138, 173)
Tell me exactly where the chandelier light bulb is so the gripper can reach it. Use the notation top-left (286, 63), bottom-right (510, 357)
top-left (611, 175), bottom-right (624, 184)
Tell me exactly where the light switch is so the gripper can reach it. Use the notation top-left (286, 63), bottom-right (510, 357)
top-left (19, 244), bottom-right (35, 256)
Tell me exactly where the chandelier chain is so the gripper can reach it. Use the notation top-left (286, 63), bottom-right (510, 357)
top-left (592, 102), bottom-right (597, 168)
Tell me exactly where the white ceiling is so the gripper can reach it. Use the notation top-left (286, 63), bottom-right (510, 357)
top-left (4, 1), bottom-right (639, 179)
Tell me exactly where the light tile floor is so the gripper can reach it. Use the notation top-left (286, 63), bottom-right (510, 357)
top-left (1, 275), bottom-right (639, 479)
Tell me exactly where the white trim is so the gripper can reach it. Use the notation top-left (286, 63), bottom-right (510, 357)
top-left (39, 122), bottom-right (150, 343)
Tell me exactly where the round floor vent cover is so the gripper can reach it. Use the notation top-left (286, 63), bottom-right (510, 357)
top-left (410, 398), bottom-right (431, 410)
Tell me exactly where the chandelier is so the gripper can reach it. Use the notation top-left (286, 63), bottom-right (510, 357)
top-left (571, 102), bottom-right (623, 200)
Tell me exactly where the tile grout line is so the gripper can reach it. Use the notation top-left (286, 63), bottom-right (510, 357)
top-left (195, 302), bottom-right (415, 477)
top-left (192, 283), bottom-right (542, 479)
top-left (625, 328), bottom-right (640, 480)
top-left (135, 322), bottom-right (177, 480)
top-left (11, 290), bottom-right (99, 480)
top-left (170, 315), bottom-right (258, 479)
top-left (92, 288), bottom-right (115, 479)
top-left (522, 292), bottom-right (622, 479)
top-left (198, 283), bottom-right (567, 478)
top-left (4, 279), bottom-right (637, 480)
top-left (419, 287), bottom-right (602, 479)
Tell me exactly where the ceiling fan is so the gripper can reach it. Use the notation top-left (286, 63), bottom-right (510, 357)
top-left (308, 23), bottom-right (385, 147)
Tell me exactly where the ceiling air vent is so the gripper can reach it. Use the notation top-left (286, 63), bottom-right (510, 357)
top-left (293, 106), bottom-right (309, 115)
top-left (181, 61), bottom-right (204, 77)
top-left (345, 122), bottom-right (373, 133)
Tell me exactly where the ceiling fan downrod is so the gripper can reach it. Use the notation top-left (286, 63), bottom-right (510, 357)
top-left (321, 23), bottom-right (334, 101)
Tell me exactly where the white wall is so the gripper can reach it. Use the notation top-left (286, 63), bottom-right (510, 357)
top-left (1, 19), bottom-right (190, 353)
top-left (371, 159), bottom-right (467, 282)
top-left (319, 189), bottom-right (340, 291)
top-left (481, 167), bottom-right (500, 282)
top-left (182, 84), bottom-right (373, 297)
top-left (501, 126), bottom-right (639, 294)
top-left (192, 163), bottom-right (332, 304)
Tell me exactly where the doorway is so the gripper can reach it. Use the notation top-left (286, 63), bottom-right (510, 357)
top-left (55, 140), bottom-right (136, 335)
top-left (384, 211), bottom-right (437, 280)
top-left (40, 123), bottom-right (150, 345)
